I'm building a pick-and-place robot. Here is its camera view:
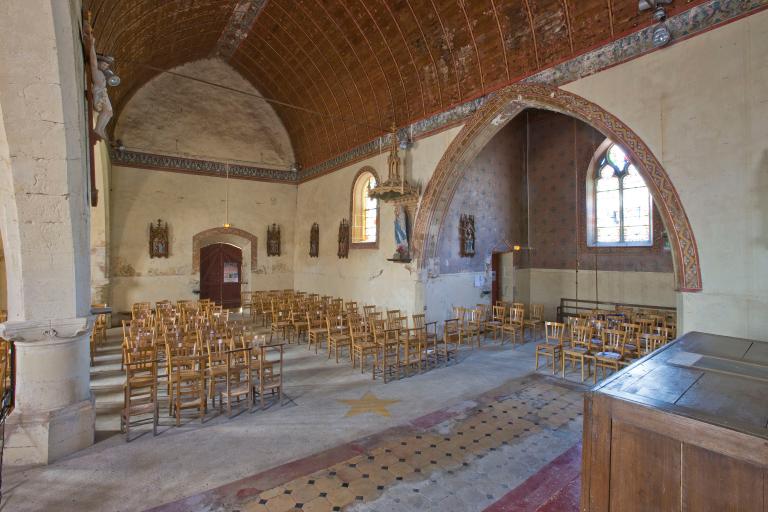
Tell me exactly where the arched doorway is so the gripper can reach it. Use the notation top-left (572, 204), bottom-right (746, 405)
top-left (192, 226), bottom-right (258, 305)
top-left (413, 84), bottom-right (702, 293)
top-left (200, 243), bottom-right (242, 309)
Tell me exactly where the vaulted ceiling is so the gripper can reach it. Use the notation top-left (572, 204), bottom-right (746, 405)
top-left (86, 0), bottom-right (706, 168)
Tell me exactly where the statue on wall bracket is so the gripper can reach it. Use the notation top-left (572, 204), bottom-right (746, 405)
top-left (267, 223), bottom-right (281, 256)
top-left (309, 223), bottom-right (319, 258)
top-left (338, 219), bottom-right (350, 259)
top-left (149, 219), bottom-right (169, 258)
top-left (459, 214), bottom-right (475, 257)
top-left (392, 205), bottom-right (410, 260)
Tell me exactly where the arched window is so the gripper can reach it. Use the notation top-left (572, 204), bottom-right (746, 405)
top-left (350, 168), bottom-right (379, 247)
top-left (587, 140), bottom-right (652, 246)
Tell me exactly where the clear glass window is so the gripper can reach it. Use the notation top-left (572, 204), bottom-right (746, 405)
top-left (590, 143), bottom-right (652, 246)
top-left (351, 172), bottom-right (378, 244)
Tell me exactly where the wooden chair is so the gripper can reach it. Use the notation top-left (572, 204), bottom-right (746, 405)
top-left (459, 307), bottom-right (483, 347)
top-left (594, 329), bottom-right (627, 383)
top-left (562, 325), bottom-right (593, 382)
top-left (440, 318), bottom-right (461, 365)
top-left (254, 344), bottom-right (284, 409)
top-left (373, 327), bottom-right (401, 383)
top-left (306, 310), bottom-right (326, 354)
top-left (169, 355), bottom-right (206, 426)
top-left (485, 305), bottom-right (506, 342)
top-left (501, 306), bottom-right (525, 345)
top-left (655, 326), bottom-right (672, 341)
top-left (639, 333), bottom-right (667, 356)
top-left (218, 347), bottom-right (253, 417)
top-left (350, 316), bottom-right (377, 373)
top-left (206, 336), bottom-right (231, 406)
top-left (269, 308), bottom-right (293, 343)
top-left (412, 314), bottom-right (439, 368)
top-left (523, 304), bottom-right (544, 341)
top-left (362, 305), bottom-right (377, 319)
top-left (399, 321), bottom-right (425, 377)
top-left (619, 322), bottom-right (642, 358)
top-left (291, 309), bottom-right (309, 344)
top-left (326, 316), bottom-right (351, 363)
top-left (121, 347), bottom-right (158, 440)
top-left (535, 321), bottom-right (566, 374)
top-left (386, 309), bottom-right (402, 329)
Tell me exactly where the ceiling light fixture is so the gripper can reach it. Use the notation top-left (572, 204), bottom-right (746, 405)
top-left (639, 0), bottom-right (673, 48)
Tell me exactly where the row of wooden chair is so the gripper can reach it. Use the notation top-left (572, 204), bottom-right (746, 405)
top-left (537, 314), bottom-right (675, 383)
top-left (120, 300), bottom-right (285, 440)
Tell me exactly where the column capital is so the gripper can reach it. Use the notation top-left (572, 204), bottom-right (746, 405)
top-left (0, 316), bottom-right (94, 347)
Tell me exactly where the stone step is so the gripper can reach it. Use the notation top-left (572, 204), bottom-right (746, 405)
top-left (92, 383), bottom-right (123, 396)
top-left (90, 367), bottom-right (124, 379)
top-left (96, 346), bottom-right (123, 354)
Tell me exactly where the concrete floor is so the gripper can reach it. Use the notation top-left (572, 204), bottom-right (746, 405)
top-left (2, 328), bottom-right (587, 512)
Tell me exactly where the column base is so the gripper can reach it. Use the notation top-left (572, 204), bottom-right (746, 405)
top-left (4, 398), bottom-right (94, 466)
top-left (0, 316), bottom-right (96, 466)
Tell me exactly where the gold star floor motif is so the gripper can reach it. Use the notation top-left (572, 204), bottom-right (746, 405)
top-left (338, 391), bottom-right (400, 417)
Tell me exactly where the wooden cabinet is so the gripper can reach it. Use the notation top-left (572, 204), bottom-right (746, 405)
top-left (581, 331), bottom-right (768, 511)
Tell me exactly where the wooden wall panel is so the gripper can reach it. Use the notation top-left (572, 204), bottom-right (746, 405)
top-left (682, 444), bottom-right (765, 512)
top-left (608, 420), bottom-right (681, 511)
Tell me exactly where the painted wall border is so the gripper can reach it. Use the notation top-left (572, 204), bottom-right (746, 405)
top-left (411, 84), bottom-right (703, 292)
top-left (110, 149), bottom-right (296, 184)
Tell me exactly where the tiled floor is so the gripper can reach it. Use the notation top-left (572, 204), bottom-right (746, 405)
top-left (151, 377), bottom-right (584, 512)
top-left (6, 322), bottom-right (587, 512)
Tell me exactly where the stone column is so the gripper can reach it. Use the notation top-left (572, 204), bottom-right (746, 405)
top-left (0, 0), bottom-right (96, 464)
top-left (0, 318), bottom-right (94, 465)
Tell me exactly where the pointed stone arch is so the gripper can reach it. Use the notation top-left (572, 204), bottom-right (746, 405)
top-left (412, 84), bottom-right (702, 292)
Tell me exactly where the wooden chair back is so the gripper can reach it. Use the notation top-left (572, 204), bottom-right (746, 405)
top-left (544, 321), bottom-right (566, 346)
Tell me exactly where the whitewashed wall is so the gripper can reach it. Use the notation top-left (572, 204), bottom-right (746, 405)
top-left (293, 128), bottom-right (462, 318)
top-left (106, 11), bottom-right (767, 340)
top-left (563, 10), bottom-right (768, 339)
top-left (109, 167), bottom-right (296, 312)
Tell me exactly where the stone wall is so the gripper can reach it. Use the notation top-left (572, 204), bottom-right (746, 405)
top-left (109, 166), bottom-right (296, 312)
top-left (436, 119), bottom-right (526, 274)
top-left (521, 109), bottom-right (672, 273)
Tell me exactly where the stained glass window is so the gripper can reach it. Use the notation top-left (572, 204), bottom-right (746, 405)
top-left (351, 171), bottom-right (378, 244)
top-left (591, 142), bottom-right (652, 246)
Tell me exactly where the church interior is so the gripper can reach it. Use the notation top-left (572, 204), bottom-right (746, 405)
top-left (0, 1), bottom-right (766, 511)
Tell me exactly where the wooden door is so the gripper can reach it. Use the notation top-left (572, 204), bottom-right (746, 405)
top-left (491, 252), bottom-right (501, 305)
top-left (200, 243), bottom-right (242, 309)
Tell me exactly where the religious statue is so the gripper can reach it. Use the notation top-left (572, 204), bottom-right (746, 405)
top-left (393, 205), bottom-right (410, 260)
top-left (309, 223), bottom-right (319, 257)
top-left (84, 22), bottom-right (114, 141)
top-left (267, 224), bottom-right (281, 256)
top-left (149, 219), bottom-right (169, 258)
top-left (459, 214), bottom-right (475, 257)
top-left (338, 219), bottom-right (350, 259)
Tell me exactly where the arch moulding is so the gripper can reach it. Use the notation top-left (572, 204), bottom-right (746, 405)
top-left (192, 227), bottom-right (258, 273)
top-left (412, 84), bottom-right (702, 292)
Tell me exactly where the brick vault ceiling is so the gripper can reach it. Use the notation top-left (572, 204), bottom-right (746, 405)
top-left (86, 0), bottom-right (706, 168)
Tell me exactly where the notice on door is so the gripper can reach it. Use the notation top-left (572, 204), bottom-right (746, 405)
top-left (223, 262), bottom-right (239, 283)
